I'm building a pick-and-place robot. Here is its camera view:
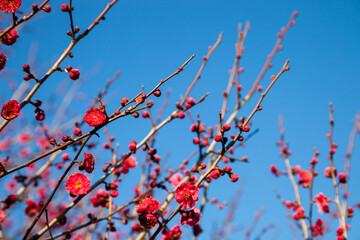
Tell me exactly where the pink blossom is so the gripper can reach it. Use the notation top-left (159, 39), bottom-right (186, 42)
top-left (315, 193), bottom-right (329, 213)
top-left (175, 183), bottom-right (199, 209)
top-left (136, 196), bottom-right (160, 213)
top-left (18, 133), bottom-right (32, 144)
top-left (169, 173), bottom-right (183, 187)
top-left (0, 209), bottom-right (6, 223)
top-left (124, 156), bottom-right (137, 168)
top-left (299, 170), bottom-right (312, 187)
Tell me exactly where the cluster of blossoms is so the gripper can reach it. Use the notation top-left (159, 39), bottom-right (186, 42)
top-left (174, 97), bottom-right (197, 119)
top-left (132, 183), bottom-right (201, 238)
top-left (101, 155), bottom-right (138, 179)
top-left (136, 196), bottom-right (160, 229)
top-left (190, 121), bottom-right (242, 183)
top-left (312, 218), bottom-right (325, 237)
top-left (315, 193), bottom-right (330, 213)
top-left (121, 156), bottom-right (137, 173)
top-left (0, 2), bottom-right (23, 121)
top-left (91, 189), bottom-right (109, 208)
top-left (203, 164), bottom-right (239, 183)
top-left (1, 5), bottom-right (351, 240)
top-left (175, 183), bottom-right (200, 221)
top-left (271, 114), bottom-right (358, 240)
top-left (283, 199), bottom-right (306, 221)
top-left (0, 0), bottom-right (21, 79)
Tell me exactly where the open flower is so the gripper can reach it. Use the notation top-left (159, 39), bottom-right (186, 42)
top-left (83, 108), bottom-right (107, 127)
top-left (169, 173), bottom-right (183, 187)
top-left (65, 173), bottom-right (90, 195)
top-left (0, 0), bottom-right (21, 13)
top-left (136, 196), bottom-right (160, 213)
top-left (175, 183), bottom-right (199, 209)
top-left (1, 100), bottom-right (20, 120)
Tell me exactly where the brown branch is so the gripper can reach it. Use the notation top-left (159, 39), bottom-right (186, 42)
top-left (221, 22), bottom-right (250, 120)
top-left (245, 11), bottom-right (297, 101)
top-left (283, 156), bottom-right (308, 239)
top-left (16, 151), bottom-right (60, 200)
top-left (218, 184), bottom-right (244, 239)
top-left (104, 128), bottom-right (118, 240)
top-left (41, 188), bottom-right (153, 240)
top-left (68, 0), bottom-right (76, 40)
top-left (1, 54), bottom-right (192, 178)
top-left (327, 103), bottom-right (347, 239)
top-left (341, 116), bottom-right (359, 209)
top-left (245, 207), bottom-right (265, 240)
top-left (24, 134), bottom-right (92, 240)
top-left (44, 209), bottom-right (54, 240)
top-left (0, 0), bottom-right (50, 39)
top-left (179, 32), bottom-right (223, 108)
top-left (147, 60), bottom-right (290, 240)
top-left (29, 56), bottom-right (200, 239)
top-left (277, 115), bottom-right (308, 239)
top-left (198, 12), bottom-right (296, 174)
top-left (0, 0), bottom-right (120, 133)
top-left (0, 131), bottom-right (91, 177)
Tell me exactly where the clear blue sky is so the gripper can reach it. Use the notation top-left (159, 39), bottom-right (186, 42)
top-left (1, 0), bottom-right (360, 239)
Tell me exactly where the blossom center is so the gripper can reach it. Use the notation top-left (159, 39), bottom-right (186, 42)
top-left (75, 182), bottom-right (82, 189)
top-left (184, 192), bottom-right (191, 199)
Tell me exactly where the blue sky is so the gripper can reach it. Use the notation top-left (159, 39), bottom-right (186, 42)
top-left (1, 0), bottom-right (360, 239)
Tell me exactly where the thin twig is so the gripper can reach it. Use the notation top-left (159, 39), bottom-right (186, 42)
top-left (44, 209), bottom-right (54, 240)
top-left (24, 135), bottom-right (92, 240)
top-left (0, 0), bottom-right (51, 39)
top-left (0, 0), bottom-right (120, 132)
top-left (147, 60), bottom-right (290, 240)
top-left (328, 103), bottom-right (347, 238)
